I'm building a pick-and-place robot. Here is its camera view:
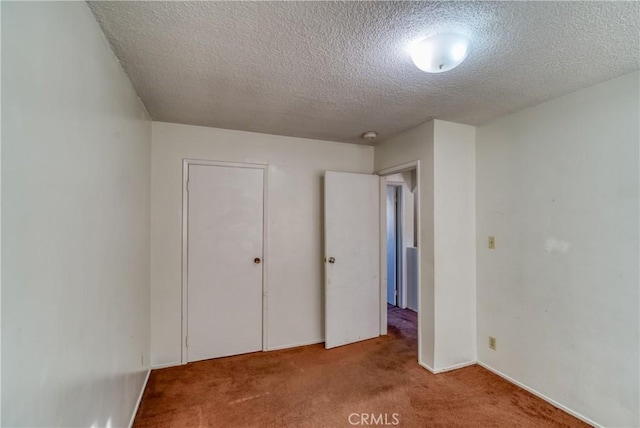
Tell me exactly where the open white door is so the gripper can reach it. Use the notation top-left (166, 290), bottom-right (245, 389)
top-left (324, 171), bottom-right (380, 349)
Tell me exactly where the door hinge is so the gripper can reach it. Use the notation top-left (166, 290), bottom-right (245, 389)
top-left (185, 336), bottom-right (188, 348)
top-left (186, 180), bottom-right (190, 192)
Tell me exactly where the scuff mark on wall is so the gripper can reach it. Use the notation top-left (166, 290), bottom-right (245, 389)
top-left (544, 237), bottom-right (570, 253)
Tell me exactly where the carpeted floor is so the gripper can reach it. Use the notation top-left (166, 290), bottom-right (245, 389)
top-left (134, 307), bottom-right (588, 427)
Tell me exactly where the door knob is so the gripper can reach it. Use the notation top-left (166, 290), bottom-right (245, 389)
top-left (326, 257), bottom-right (335, 264)
top-left (254, 257), bottom-right (261, 264)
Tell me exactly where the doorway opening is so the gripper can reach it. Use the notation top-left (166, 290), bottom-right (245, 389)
top-left (378, 163), bottom-right (420, 356)
top-left (386, 184), bottom-right (401, 307)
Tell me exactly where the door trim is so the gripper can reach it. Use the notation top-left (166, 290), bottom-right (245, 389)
top-left (181, 158), bottom-right (269, 364)
top-left (385, 183), bottom-right (404, 308)
top-left (376, 160), bottom-right (421, 363)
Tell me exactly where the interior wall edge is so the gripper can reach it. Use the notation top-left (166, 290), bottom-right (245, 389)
top-left (128, 369), bottom-right (151, 428)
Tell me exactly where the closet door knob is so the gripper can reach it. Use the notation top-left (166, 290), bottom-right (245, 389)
top-left (254, 258), bottom-right (261, 264)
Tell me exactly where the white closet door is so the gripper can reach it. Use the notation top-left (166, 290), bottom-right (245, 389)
top-left (324, 171), bottom-right (380, 349)
top-left (187, 164), bottom-right (263, 362)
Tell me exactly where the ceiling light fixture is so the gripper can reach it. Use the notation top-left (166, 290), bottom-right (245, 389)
top-left (362, 131), bottom-right (378, 141)
top-left (409, 33), bottom-right (470, 73)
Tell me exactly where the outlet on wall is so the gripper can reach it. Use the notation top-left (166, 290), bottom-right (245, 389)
top-left (489, 336), bottom-right (496, 350)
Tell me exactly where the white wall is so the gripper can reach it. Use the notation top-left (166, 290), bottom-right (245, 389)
top-left (433, 121), bottom-right (476, 369)
top-left (151, 122), bottom-right (373, 366)
top-left (476, 71), bottom-right (639, 427)
top-left (2, 2), bottom-right (151, 427)
top-left (375, 120), bottom-right (476, 372)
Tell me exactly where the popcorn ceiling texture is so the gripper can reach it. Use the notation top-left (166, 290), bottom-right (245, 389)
top-left (88, 1), bottom-right (639, 145)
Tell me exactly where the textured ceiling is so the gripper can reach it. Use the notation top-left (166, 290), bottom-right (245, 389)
top-left (88, 1), bottom-right (639, 145)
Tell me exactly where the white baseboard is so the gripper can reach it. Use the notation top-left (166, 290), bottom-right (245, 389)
top-left (419, 359), bottom-right (477, 374)
top-left (128, 369), bottom-right (150, 428)
top-left (477, 361), bottom-right (600, 428)
top-left (266, 339), bottom-right (323, 351)
top-left (150, 340), bottom-right (324, 368)
top-left (151, 361), bottom-right (182, 369)
top-left (434, 360), bottom-right (477, 373)
top-left (418, 360), bottom-right (436, 373)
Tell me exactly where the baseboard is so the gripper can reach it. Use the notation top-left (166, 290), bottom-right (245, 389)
top-left (151, 361), bottom-right (181, 369)
top-left (266, 339), bottom-right (323, 351)
top-left (433, 360), bottom-right (477, 373)
top-left (419, 359), bottom-right (477, 374)
top-left (150, 340), bottom-right (325, 367)
top-left (128, 368), bottom-right (150, 428)
top-left (477, 361), bottom-right (601, 428)
top-left (418, 360), bottom-right (436, 374)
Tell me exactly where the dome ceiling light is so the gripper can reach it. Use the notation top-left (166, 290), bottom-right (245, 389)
top-left (361, 131), bottom-right (378, 141)
top-left (409, 33), bottom-right (470, 73)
